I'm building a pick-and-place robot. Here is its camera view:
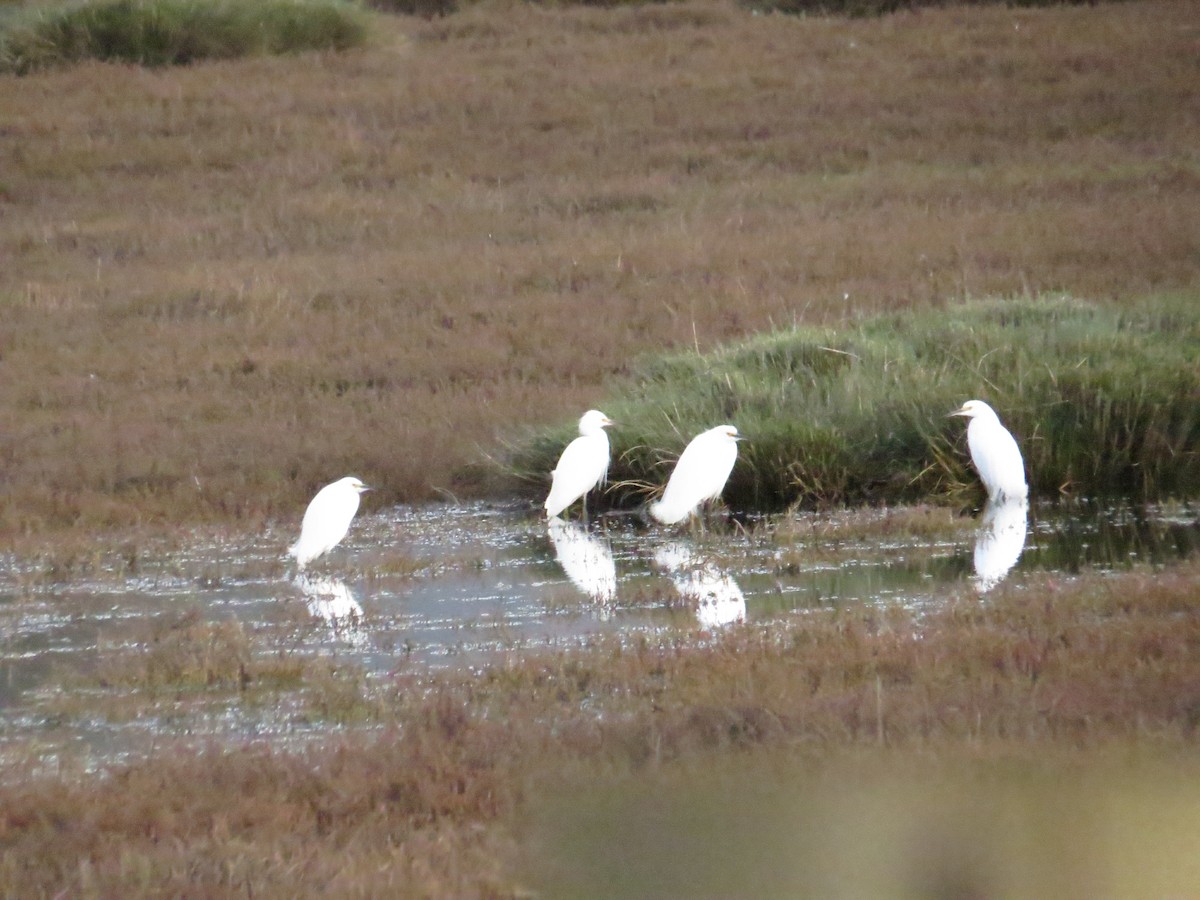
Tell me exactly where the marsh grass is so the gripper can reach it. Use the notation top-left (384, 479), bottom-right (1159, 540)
top-left (2, 0), bottom-right (1199, 533)
top-left (512, 294), bottom-right (1200, 510)
top-left (91, 613), bottom-right (299, 693)
top-left (2, 558), bottom-right (1198, 894)
top-left (0, 0), bottom-right (371, 73)
top-left (42, 606), bottom-right (386, 728)
top-left (766, 502), bottom-right (969, 568)
top-left (0, 521), bottom-right (287, 591)
top-left (774, 502), bottom-right (964, 544)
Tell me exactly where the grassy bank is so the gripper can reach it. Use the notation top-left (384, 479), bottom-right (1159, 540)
top-left (2, 0), bottom-right (1198, 533)
top-left (0, 0), bottom-right (371, 74)
top-left (1, 557), bottom-right (1198, 894)
top-left (511, 294), bottom-right (1200, 510)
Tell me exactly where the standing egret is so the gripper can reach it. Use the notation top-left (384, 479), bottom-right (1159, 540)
top-left (544, 409), bottom-right (614, 520)
top-left (288, 476), bottom-right (371, 570)
top-left (949, 400), bottom-right (1028, 502)
top-left (649, 425), bottom-right (741, 525)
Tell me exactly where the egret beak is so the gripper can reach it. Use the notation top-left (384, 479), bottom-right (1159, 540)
top-left (947, 407), bottom-right (968, 418)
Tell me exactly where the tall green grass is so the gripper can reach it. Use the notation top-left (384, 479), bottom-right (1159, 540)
top-left (511, 294), bottom-right (1200, 509)
top-left (0, 0), bottom-right (371, 73)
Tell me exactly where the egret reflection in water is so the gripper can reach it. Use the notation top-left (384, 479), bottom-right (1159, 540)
top-left (294, 574), bottom-right (366, 640)
top-left (547, 516), bottom-right (618, 604)
top-left (653, 541), bottom-right (746, 629)
top-left (972, 498), bottom-right (1029, 593)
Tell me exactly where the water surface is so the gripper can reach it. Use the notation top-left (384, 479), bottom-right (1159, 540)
top-left (1, 499), bottom-right (1196, 769)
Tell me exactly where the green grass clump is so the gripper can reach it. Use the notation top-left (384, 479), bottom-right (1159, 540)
top-left (512, 294), bottom-right (1200, 510)
top-left (0, 0), bottom-right (371, 73)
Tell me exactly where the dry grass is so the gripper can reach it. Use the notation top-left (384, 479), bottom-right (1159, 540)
top-left (2, 0), bottom-right (1198, 532)
top-left (1, 559), bottom-right (1198, 894)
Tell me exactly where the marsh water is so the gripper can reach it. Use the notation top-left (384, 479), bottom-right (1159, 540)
top-left (1, 500), bottom-right (1197, 770)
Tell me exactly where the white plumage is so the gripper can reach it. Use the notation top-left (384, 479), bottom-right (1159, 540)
top-left (649, 425), bottom-right (740, 525)
top-left (544, 409), bottom-right (614, 519)
top-left (950, 400), bottom-right (1028, 502)
top-left (288, 476), bottom-right (371, 570)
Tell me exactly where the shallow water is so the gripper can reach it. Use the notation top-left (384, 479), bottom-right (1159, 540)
top-left (0, 499), bottom-right (1196, 768)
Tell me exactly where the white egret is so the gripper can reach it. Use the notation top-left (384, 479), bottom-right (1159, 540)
top-left (544, 409), bottom-right (614, 519)
top-left (649, 424), bottom-right (741, 525)
top-left (288, 476), bottom-right (371, 570)
top-left (949, 400), bottom-right (1028, 502)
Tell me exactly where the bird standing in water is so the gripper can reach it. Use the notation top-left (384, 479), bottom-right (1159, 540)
top-left (544, 409), bottom-right (614, 520)
top-left (949, 400), bottom-right (1028, 502)
top-left (650, 425), bottom-right (741, 526)
top-left (289, 476), bottom-right (371, 570)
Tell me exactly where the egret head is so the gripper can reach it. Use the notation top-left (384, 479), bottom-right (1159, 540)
top-left (343, 477), bottom-right (371, 493)
top-left (579, 409), bottom-right (615, 435)
top-left (949, 400), bottom-right (996, 420)
top-left (718, 425), bottom-right (741, 441)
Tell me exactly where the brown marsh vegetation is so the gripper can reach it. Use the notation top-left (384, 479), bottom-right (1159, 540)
top-left (2, 1), bottom-right (1200, 894)
top-left (2, 0), bottom-right (1199, 532)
